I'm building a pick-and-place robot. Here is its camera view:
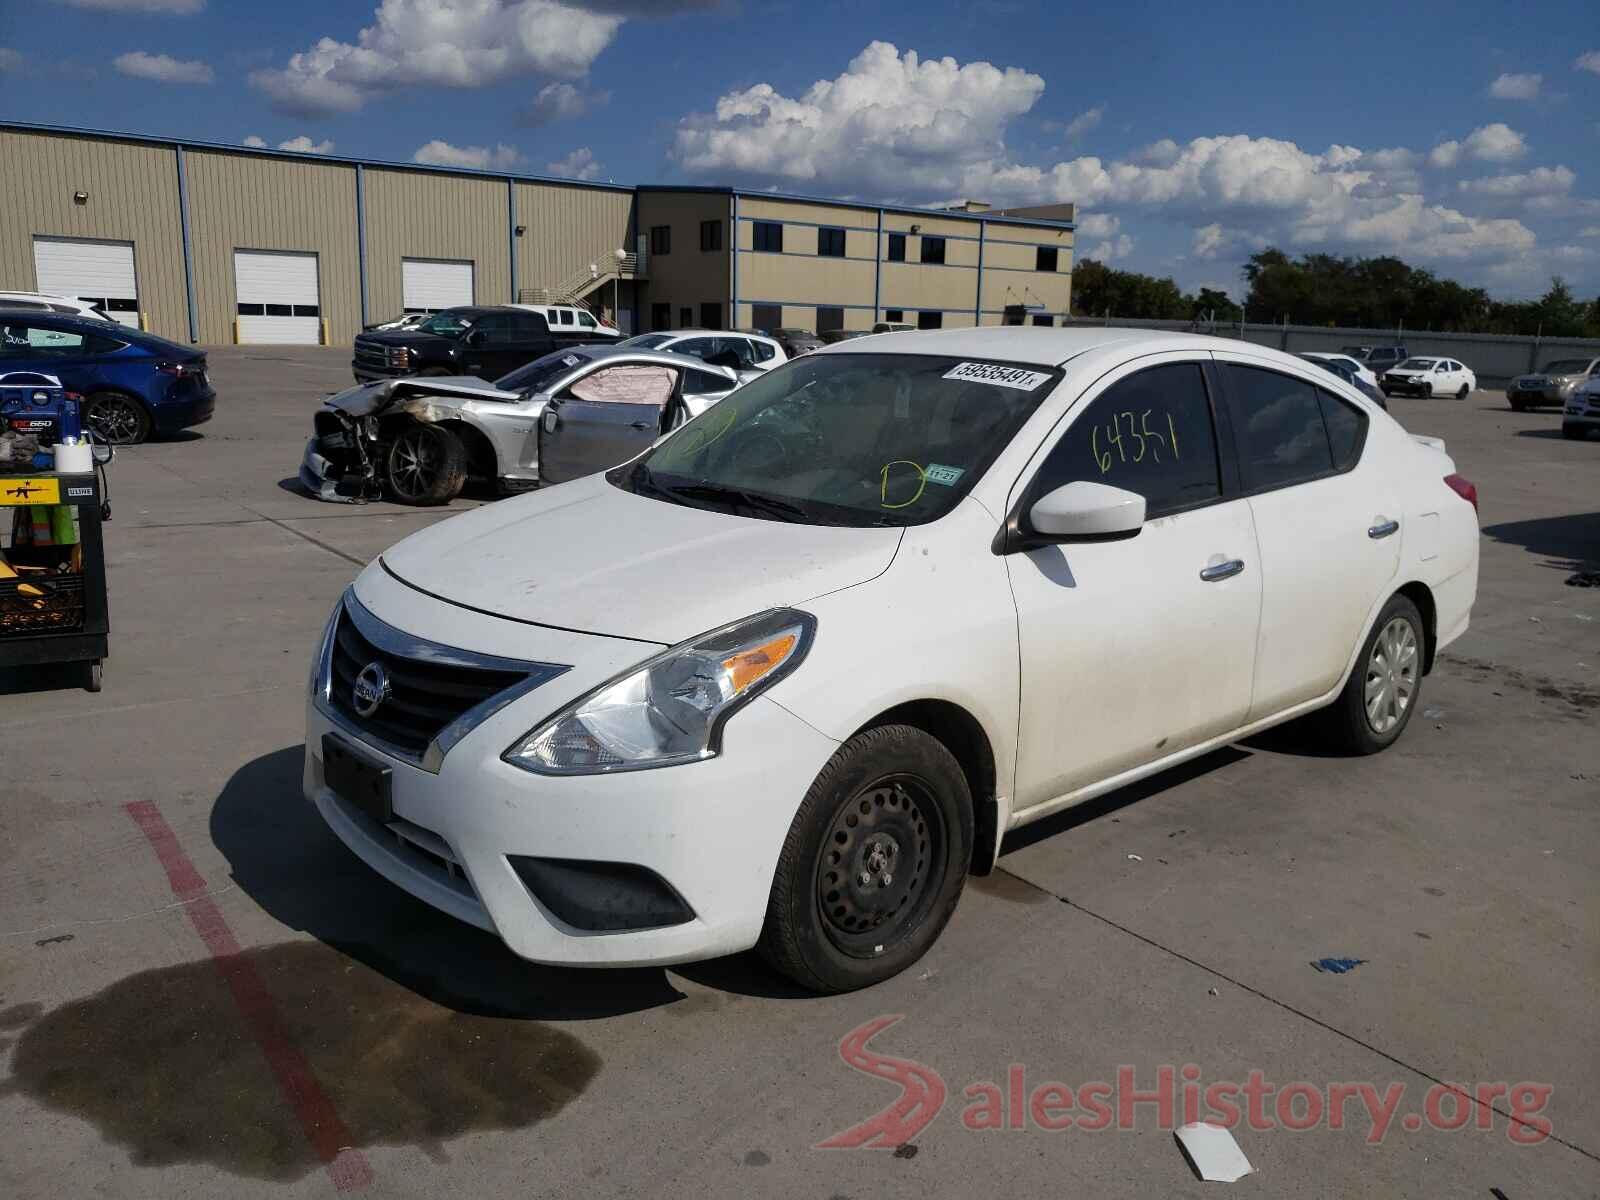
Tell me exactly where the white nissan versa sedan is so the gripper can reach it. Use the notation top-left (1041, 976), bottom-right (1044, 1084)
top-left (305, 328), bottom-right (1479, 993)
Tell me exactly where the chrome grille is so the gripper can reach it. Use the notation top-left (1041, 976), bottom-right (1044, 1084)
top-left (318, 592), bottom-right (569, 770)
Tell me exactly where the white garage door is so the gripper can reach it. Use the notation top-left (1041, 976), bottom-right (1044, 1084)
top-left (33, 237), bottom-right (140, 327)
top-left (234, 250), bottom-right (321, 344)
top-left (402, 258), bottom-right (474, 313)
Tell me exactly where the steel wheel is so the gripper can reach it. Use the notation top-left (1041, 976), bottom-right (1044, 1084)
top-left (1364, 616), bottom-right (1419, 734)
top-left (84, 393), bottom-right (149, 445)
top-left (815, 773), bottom-right (948, 957)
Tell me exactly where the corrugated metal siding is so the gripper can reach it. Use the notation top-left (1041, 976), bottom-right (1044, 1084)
top-left (0, 130), bottom-right (187, 338)
top-left (365, 169), bottom-right (508, 320)
top-left (185, 150), bottom-right (359, 344)
top-left (516, 181), bottom-right (635, 297)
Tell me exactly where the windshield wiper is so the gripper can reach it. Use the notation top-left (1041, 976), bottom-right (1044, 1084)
top-left (657, 481), bottom-right (812, 522)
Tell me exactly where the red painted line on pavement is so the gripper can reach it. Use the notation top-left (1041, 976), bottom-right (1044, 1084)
top-left (125, 800), bottom-right (373, 1191)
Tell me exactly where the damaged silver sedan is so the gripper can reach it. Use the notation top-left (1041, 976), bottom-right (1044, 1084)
top-left (299, 346), bottom-right (742, 505)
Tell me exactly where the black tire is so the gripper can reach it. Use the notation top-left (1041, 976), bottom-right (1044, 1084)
top-left (385, 423), bottom-right (467, 506)
top-left (1420, 383), bottom-right (1433, 399)
top-left (1563, 424), bottom-right (1586, 441)
top-left (496, 476), bottom-right (539, 497)
top-left (1456, 384), bottom-right (1469, 399)
top-left (759, 724), bottom-right (973, 993)
top-left (1509, 398), bottom-right (1527, 412)
top-left (84, 391), bottom-right (151, 446)
top-left (86, 661), bottom-right (103, 693)
top-left (1321, 594), bottom-right (1425, 754)
top-left (417, 366), bottom-right (451, 377)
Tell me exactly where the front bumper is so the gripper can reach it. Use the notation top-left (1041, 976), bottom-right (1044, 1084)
top-left (353, 361), bottom-right (411, 384)
top-left (1564, 397), bottom-right (1600, 430)
top-left (1381, 376), bottom-right (1432, 396)
top-left (1509, 385), bottom-right (1569, 406)
top-left (302, 582), bottom-right (840, 967)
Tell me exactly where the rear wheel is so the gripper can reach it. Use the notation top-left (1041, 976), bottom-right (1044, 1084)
top-left (1456, 383), bottom-right (1470, 399)
top-left (1509, 397), bottom-right (1527, 412)
top-left (386, 423), bottom-right (467, 506)
top-left (759, 724), bottom-right (972, 993)
top-left (1321, 594), bottom-right (1425, 754)
top-left (84, 392), bottom-right (151, 445)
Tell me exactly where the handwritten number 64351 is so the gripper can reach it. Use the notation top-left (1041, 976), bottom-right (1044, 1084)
top-left (1091, 410), bottom-right (1182, 475)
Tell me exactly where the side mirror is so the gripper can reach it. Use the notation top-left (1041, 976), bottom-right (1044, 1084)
top-left (1029, 481), bottom-right (1145, 540)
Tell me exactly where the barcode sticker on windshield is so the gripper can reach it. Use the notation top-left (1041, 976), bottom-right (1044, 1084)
top-left (924, 464), bottom-right (965, 485)
top-left (943, 362), bottom-right (1052, 391)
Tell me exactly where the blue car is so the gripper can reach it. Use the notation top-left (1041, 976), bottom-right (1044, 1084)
top-left (0, 311), bottom-right (215, 444)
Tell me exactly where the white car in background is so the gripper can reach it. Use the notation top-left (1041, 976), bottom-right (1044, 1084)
top-left (1380, 356), bottom-right (1476, 399)
top-left (1302, 351), bottom-right (1378, 390)
top-left (304, 328), bottom-right (1479, 993)
top-left (511, 304), bottom-right (621, 340)
top-left (1565, 374), bottom-right (1600, 440)
top-left (0, 291), bottom-right (115, 321)
top-left (621, 330), bottom-right (787, 373)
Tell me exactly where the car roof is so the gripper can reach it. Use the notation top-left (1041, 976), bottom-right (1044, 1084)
top-left (814, 325), bottom-right (1203, 368)
top-left (569, 343), bottom-right (738, 375)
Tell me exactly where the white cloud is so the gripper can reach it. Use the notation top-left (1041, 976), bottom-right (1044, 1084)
top-left (1575, 51), bottom-right (1600, 75)
top-left (1062, 104), bottom-right (1103, 140)
top-left (1075, 212), bottom-right (1119, 239)
top-left (1488, 72), bottom-right (1540, 99)
top-left (242, 135), bottom-right (268, 147)
top-left (1192, 223), bottom-right (1225, 258)
top-left (672, 41), bottom-right (1045, 194)
top-left (251, 0), bottom-right (624, 116)
top-left (113, 50), bottom-right (213, 84)
top-left (1429, 123), bottom-right (1527, 168)
top-left (1458, 165), bottom-right (1574, 199)
top-left (0, 48), bottom-right (21, 73)
top-left (545, 147), bottom-right (601, 180)
top-left (1581, 226), bottom-right (1600, 238)
top-left (1087, 233), bottom-right (1134, 260)
top-left (412, 139), bottom-right (523, 170)
top-left (58, 0), bottom-right (204, 11)
top-left (278, 135), bottom-right (335, 154)
top-left (524, 80), bottom-right (606, 125)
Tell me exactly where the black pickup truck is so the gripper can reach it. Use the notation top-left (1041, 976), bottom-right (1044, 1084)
top-left (352, 305), bottom-right (576, 383)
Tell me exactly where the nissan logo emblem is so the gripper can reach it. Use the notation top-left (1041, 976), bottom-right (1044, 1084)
top-left (352, 662), bottom-right (391, 718)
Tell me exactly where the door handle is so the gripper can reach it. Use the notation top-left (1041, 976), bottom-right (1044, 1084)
top-left (1199, 559), bottom-right (1245, 582)
top-left (1368, 519), bottom-right (1399, 539)
top-left (629, 420), bottom-right (654, 430)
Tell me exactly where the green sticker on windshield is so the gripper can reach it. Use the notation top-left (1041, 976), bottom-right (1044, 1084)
top-left (924, 463), bottom-right (965, 485)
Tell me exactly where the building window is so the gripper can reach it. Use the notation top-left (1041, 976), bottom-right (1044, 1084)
top-left (700, 220), bottom-right (722, 252)
top-left (679, 306), bottom-right (693, 327)
top-left (1036, 246), bottom-right (1059, 273)
top-left (884, 309), bottom-right (904, 322)
top-left (651, 302), bottom-right (670, 330)
top-left (700, 302), bottom-right (722, 329)
top-left (917, 310), bottom-right (942, 330)
top-left (817, 227), bottom-right (846, 257)
top-left (650, 225), bottom-right (671, 255)
top-left (920, 236), bottom-right (946, 265)
top-left (753, 221), bottom-right (783, 253)
top-left (816, 306), bottom-right (844, 333)
top-left (751, 303), bottom-right (781, 332)
top-left (1032, 314), bottom-right (1054, 327)
top-left (887, 233), bottom-right (906, 262)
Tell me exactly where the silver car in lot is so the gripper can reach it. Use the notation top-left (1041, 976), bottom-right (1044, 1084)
top-left (1507, 357), bottom-right (1600, 412)
top-left (299, 345), bottom-right (741, 505)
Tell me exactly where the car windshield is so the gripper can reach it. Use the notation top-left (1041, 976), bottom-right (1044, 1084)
top-left (1397, 358), bottom-right (1436, 371)
top-left (621, 334), bottom-right (673, 349)
top-left (1542, 359), bottom-right (1590, 375)
top-left (496, 349), bottom-right (589, 393)
top-left (613, 352), bottom-right (1060, 528)
top-left (417, 310), bottom-right (471, 337)
top-left (1302, 356), bottom-right (1351, 379)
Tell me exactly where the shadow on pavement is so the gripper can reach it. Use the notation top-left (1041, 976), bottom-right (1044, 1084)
top-left (210, 746), bottom-right (697, 1020)
top-left (1482, 511), bottom-right (1600, 574)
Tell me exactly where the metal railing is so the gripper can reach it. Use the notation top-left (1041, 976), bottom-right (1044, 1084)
top-left (520, 252), bottom-right (643, 308)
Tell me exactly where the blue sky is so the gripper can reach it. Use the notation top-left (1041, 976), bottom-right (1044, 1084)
top-left (3, 0), bottom-right (1598, 300)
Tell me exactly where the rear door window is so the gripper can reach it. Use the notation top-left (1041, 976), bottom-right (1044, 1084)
top-left (1031, 362), bottom-right (1223, 518)
top-left (1221, 363), bottom-right (1351, 491)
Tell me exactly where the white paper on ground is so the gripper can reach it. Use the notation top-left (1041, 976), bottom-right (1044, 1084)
top-left (1175, 1121), bottom-right (1254, 1182)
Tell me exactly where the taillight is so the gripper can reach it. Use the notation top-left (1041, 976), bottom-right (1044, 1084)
top-left (156, 361), bottom-right (197, 376)
top-left (1444, 473), bottom-right (1477, 512)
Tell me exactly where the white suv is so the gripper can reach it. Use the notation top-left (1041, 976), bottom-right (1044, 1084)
top-left (620, 330), bottom-right (787, 373)
top-left (0, 292), bottom-right (115, 322)
top-left (512, 304), bottom-right (621, 339)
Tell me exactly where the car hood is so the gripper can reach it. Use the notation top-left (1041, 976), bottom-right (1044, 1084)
top-left (356, 330), bottom-right (453, 349)
top-left (378, 472), bottom-right (904, 644)
top-left (322, 374), bottom-right (515, 417)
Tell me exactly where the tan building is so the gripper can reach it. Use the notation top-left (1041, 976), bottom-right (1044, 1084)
top-left (0, 123), bottom-right (1073, 347)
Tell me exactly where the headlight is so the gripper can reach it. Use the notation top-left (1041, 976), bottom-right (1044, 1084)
top-left (504, 608), bottom-right (815, 775)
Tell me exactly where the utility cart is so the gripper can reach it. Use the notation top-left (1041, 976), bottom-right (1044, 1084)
top-left (0, 468), bottom-right (110, 691)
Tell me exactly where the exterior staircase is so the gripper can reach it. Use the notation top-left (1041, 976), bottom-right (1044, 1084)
top-left (520, 246), bottom-right (645, 310)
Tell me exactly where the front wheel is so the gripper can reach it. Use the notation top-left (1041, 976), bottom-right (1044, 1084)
top-left (759, 724), bottom-right (973, 993)
top-left (1320, 594), bottom-right (1425, 754)
top-left (84, 392), bottom-right (151, 445)
top-left (1421, 383), bottom-right (1433, 399)
top-left (386, 423), bottom-right (467, 505)
top-left (1509, 398), bottom-right (1527, 412)
top-left (1564, 424), bottom-right (1587, 440)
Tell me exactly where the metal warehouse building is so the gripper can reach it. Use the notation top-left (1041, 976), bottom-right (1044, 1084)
top-left (0, 123), bottom-right (1074, 346)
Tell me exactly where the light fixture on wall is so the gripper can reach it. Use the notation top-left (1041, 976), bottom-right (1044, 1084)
top-left (909, 223), bottom-right (921, 234)
top-left (514, 224), bottom-right (526, 236)
top-left (73, 190), bottom-right (89, 205)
